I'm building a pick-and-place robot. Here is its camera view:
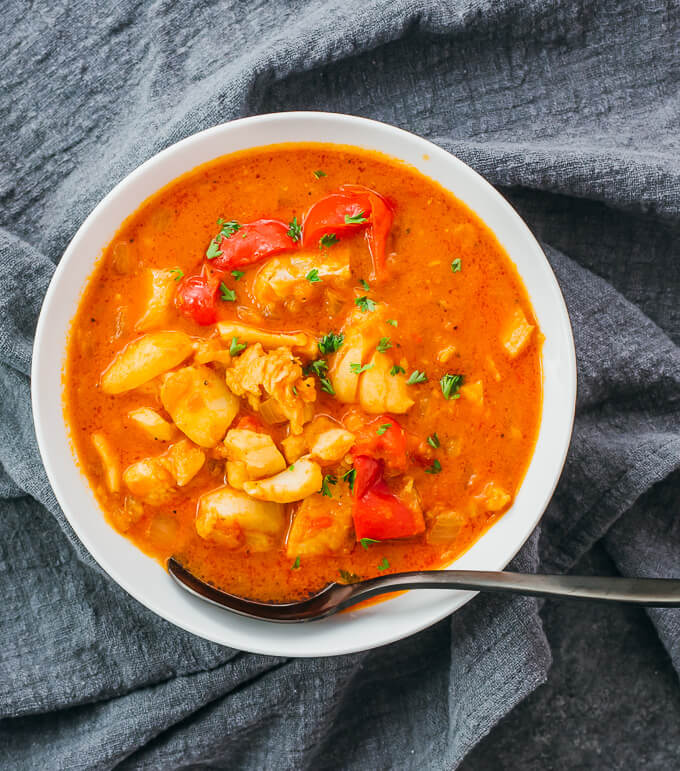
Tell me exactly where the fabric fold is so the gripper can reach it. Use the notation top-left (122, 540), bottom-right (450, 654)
top-left (2, 1), bottom-right (679, 768)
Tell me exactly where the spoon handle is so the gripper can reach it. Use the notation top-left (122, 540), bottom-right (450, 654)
top-left (346, 571), bottom-right (680, 608)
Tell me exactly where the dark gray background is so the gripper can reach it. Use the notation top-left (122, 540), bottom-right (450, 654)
top-left (1, 1), bottom-right (679, 768)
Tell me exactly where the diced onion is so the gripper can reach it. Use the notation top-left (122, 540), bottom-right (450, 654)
top-left (426, 511), bottom-right (464, 544)
top-left (259, 397), bottom-right (287, 424)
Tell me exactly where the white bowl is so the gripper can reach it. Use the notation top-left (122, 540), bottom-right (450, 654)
top-left (32, 112), bottom-right (576, 657)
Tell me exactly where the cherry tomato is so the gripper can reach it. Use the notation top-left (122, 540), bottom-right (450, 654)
top-left (175, 273), bottom-right (219, 325)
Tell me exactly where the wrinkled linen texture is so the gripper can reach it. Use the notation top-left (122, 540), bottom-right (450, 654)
top-left (1, 0), bottom-right (679, 768)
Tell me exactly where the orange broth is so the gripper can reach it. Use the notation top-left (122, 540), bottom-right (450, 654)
top-left (64, 143), bottom-right (542, 603)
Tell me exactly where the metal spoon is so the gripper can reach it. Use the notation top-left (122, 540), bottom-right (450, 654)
top-left (167, 558), bottom-right (680, 623)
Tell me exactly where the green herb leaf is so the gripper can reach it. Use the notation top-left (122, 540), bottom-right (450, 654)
top-left (206, 239), bottom-right (222, 260)
top-left (342, 467), bottom-right (356, 492)
top-left (377, 337), bottom-right (392, 353)
top-left (320, 474), bottom-right (338, 497)
top-left (390, 365), bottom-right (406, 376)
top-left (306, 268), bottom-right (321, 283)
top-left (219, 220), bottom-right (241, 238)
top-left (350, 362), bottom-right (374, 374)
top-left (440, 373), bottom-right (464, 399)
top-left (303, 359), bottom-right (336, 395)
top-left (313, 169), bottom-right (327, 179)
top-left (339, 569), bottom-right (360, 583)
top-left (287, 216), bottom-right (302, 242)
top-left (318, 331), bottom-right (344, 355)
top-left (360, 537), bottom-right (380, 550)
top-left (169, 268), bottom-right (184, 281)
top-left (304, 359), bottom-right (328, 377)
top-left (427, 432), bottom-right (440, 448)
top-left (289, 464), bottom-right (295, 471)
top-left (359, 278), bottom-right (370, 291)
top-left (451, 258), bottom-right (462, 273)
top-left (320, 377), bottom-right (335, 395)
top-left (291, 555), bottom-right (301, 570)
top-left (231, 269), bottom-right (244, 281)
top-left (219, 282), bottom-right (236, 302)
top-left (292, 385), bottom-right (298, 396)
top-left (229, 336), bottom-right (247, 357)
top-left (376, 423), bottom-right (392, 436)
top-left (319, 233), bottom-right (339, 248)
top-left (407, 370), bottom-right (427, 385)
top-left (425, 459), bottom-right (442, 474)
top-left (377, 557), bottom-right (390, 571)
top-left (354, 295), bottom-right (377, 313)
top-left (386, 319), bottom-right (398, 327)
top-left (345, 211), bottom-right (368, 225)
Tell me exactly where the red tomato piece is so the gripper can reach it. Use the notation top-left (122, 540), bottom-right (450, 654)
top-left (353, 455), bottom-right (383, 498)
top-left (351, 415), bottom-right (408, 473)
top-left (351, 455), bottom-right (425, 540)
top-left (210, 219), bottom-right (296, 270)
top-left (302, 186), bottom-right (393, 278)
top-left (301, 193), bottom-right (370, 246)
top-left (175, 273), bottom-right (219, 325)
top-left (359, 187), bottom-right (393, 279)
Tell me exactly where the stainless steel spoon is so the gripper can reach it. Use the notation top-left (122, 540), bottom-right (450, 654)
top-left (167, 558), bottom-right (680, 623)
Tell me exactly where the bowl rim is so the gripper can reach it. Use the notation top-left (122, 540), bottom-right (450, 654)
top-left (32, 111), bottom-right (576, 656)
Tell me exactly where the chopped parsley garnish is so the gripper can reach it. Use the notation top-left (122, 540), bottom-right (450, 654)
top-left (386, 319), bottom-right (398, 327)
top-left (345, 211), bottom-right (368, 225)
top-left (440, 373), bottom-right (464, 399)
top-left (169, 268), bottom-right (184, 281)
top-left (377, 337), bottom-right (392, 353)
top-left (320, 377), bottom-right (335, 395)
top-left (292, 386), bottom-right (298, 396)
top-left (218, 219), bottom-right (241, 238)
top-left (206, 240), bottom-right (222, 260)
top-left (319, 233), bottom-right (339, 248)
top-left (320, 474), bottom-right (337, 497)
top-left (304, 358), bottom-right (335, 395)
top-left (318, 331), bottom-right (344, 355)
top-left (287, 216), bottom-right (302, 242)
top-left (231, 269), bottom-right (244, 281)
top-left (407, 370), bottom-right (427, 385)
top-left (390, 365), bottom-right (406, 376)
top-left (305, 268), bottom-right (321, 283)
top-left (313, 169), bottom-right (327, 179)
top-left (350, 362), bottom-right (374, 374)
top-left (291, 555), bottom-right (301, 570)
top-left (219, 282), bottom-right (236, 302)
top-left (451, 258), bottom-right (462, 273)
top-left (427, 432), bottom-right (440, 448)
top-left (359, 278), bottom-right (370, 291)
top-left (360, 538), bottom-right (380, 550)
top-left (377, 558), bottom-right (390, 571)
top-left (425, 459), bottom-right (442, 474)
top-left (377, 423), bottom-right (392, 436)
top-left (229, 336), bottom-right (247, 357)
top-left (289, 464), bottom-right (295, 471)
top-left (339, 569), bottom-right (360, 583)
top-left (342, 467), bottom-right (356, 493)
top-left (304, 359), bottom-right (328, 377)
top-left (354, 295), bottom-right (377, 313)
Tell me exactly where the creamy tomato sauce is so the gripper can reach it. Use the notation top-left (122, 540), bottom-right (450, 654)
top-left (64, 144), bottom-right (542, 603)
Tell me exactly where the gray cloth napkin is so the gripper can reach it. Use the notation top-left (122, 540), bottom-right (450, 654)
top-left (1, 1), bottom-right (679, 768)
